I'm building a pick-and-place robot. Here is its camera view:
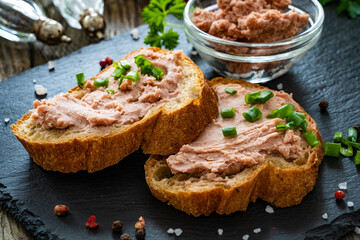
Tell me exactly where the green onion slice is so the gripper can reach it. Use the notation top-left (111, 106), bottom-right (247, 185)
top-left (120, 60), bottom-right (131, 69)
top-left (340, 144), bottom-right (353, 157)
top-left (355, 151), bottom-right (360, 165)
top-left (118, 75), bottom-right (124, 89)
top-left (113, 62), bottom-right (119, 68)
top-left (266, 104), bottom-right (294, 119)
top-left (125, 71), bottom-right (140, 82)
top-left (245, 91), bottom-right (261, 104)
top-left (76, 72), bottom-right (85, 87)
top-left (286, 112), bottom-right (305, 129)
top-left (256, 90), bottom-right (274, 104)
top-left (303, 130), bottom-right (321, 147)
top-left (295, 112), bottom-right (307, 119)
top-left (347, 127), bottom-right (358, 143)
top-left (333, 132), bottom-right (343, 143)
top-left (152, 67), bottom-right (164, 80)
top-left (340, 137), bottom-right (360, 148)
top-left (243, 106), bottom-right (262, 123)
top-left (324, 142), bottom-right (341, 157)
top-left (276, 122), bottom-right (294, 131)
top-left (222, 126), bottom-right (237, 137)
top-left (301, 120), bottom-right (308, 131)
top-left (224, 87), bottom-right (237, 94)
top-left (111, 67), bottom-right (126, 78)
top-left (221, 108), bottom-right (236, 118)
top-left (106, 88), bottom-right (115, 94)
top-left (94, 78), bottom-right (109, 88)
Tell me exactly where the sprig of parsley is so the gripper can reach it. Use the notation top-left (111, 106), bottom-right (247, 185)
top-left (142, 0), bottom-right (186, 49)
top-left (320, 0), bottom-right (360, 18)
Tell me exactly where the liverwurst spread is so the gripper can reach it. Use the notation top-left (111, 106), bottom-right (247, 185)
top-left (166, 84), bottom-right (311, 179)
top-left (192, 0), bottom-right (309, 42)
top-left (30, 49), bottom-right (183, 130)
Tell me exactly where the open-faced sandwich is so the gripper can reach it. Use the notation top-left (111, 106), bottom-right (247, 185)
top-left (11, 48), bottom-right (218, 173)
top-left (145, 77), bottom-right (324, 216)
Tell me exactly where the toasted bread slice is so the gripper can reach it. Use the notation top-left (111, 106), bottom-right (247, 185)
top-left (11, 48), bottom-right (218, 173)
top-left (145, 77), bottom-right (323, 216)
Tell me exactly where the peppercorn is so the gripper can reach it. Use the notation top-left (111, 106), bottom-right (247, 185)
top-left (112, 220), bottom-right (123, 232)
top-left (335, 190), bottom-right (345, 200)
top-left (54, 204), bottom-right (69, 216)
top-left (135, 229), bottom-right (146, 239)
top-left (354, 124), bottom-right (360, 134)
top-left (120, 233), bottom-right (131, 240)
top-left (319, 100), bottom-right (328, 110)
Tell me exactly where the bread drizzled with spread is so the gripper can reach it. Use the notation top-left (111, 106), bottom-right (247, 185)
top-left (145, 77), bottom-right (323, 216)
top-left (11, 48), bottom-right (219, 173)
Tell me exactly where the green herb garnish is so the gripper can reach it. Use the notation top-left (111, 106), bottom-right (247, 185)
top-left (303, 130), bottom-right (321, 147)
top-left (225, 88), bottom-right (237, 94)
top-left (245, 90), bottom-right (274, 104)
top-left (125, 71), bottom-right (140, 82)
top-left (152, 67), bottom-right (164, 80)
top-left (319, 0), bottom-right (360, 18)
top-left (266, 104), bottom-right (294, 119)
top-left (355, 151), bottom-right (360, 165)
top-left (221, 107), bottom-right (236, 118)
top-left (118, 75), bottom-right (124, 89)
top-left (120, 60), bottom-right (131, 69)
top-left (222, 126), bottom-right (237, 137)
top-left (106, 88), bottom-right (115, 94)
top-left (111, 67), bottom-right (126, 78)
top-left (347, 127), bottom-right (358, 142)
top-left (76, 72), bottom-right (85, 87)
top-left (142, 0), bottom-right (186, 49)
top-left (324, 142), bottom-right (341, 157)
top-left (135, 55), bottom-right (164, 80)
top-left (94, 78), bottom-right (109, 88)
top-left (243, 106), bottom-right (262, 122)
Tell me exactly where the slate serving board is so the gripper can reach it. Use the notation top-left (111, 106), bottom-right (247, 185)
top-left (1, 4), bottom-right (360, 240)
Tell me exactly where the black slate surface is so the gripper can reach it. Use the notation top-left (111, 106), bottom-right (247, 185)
top-left (1, 4), bottom-right (360, 240)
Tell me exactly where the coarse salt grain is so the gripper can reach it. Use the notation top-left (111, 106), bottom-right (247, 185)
top-left (167, 228), bottom-right (174, 234)
top-left (347, 201), bottom-right (354, 208)
top-left (218, 228), bottom-right (223, 235)
top-left (277, 83), bottom-right (283, 90)
top-left (34, 84), bottom-right (47, 96)
top-left (354, 226), bottom-right (360, 234)
top-left (174, 228), bottom-right (182, 236)
top-left (265, 205), bottom-right (274, 214)
top-left (253, 228), bottom-right (261, 233)
top-left (339, 182), bottom-right (347, 190)
top-left (131, 28), bottom-right (139, 40)
top-left (191, 50), bottom-right (198, 55)
top-left (242, 234), bottom-right (249, 240)
top-left (322, 213), bottom-right (328, 220)
top-left (4, 118), bottom-right (10, 124)
top-left (48, 61), bottom-right (55, 71)
top-left (33, 79), bottom-right (37, 84)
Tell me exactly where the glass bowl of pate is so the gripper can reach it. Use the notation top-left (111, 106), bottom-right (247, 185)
top-left (184, 0), bottom-right (324, 83)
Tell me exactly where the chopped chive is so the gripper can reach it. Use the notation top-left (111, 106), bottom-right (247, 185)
top-left (286, 112), bottom-right (305, 129)
top-left (243, 106), bottom-right (262, 122)
top-left (303, 130), bottom-right (321, 147)
top-left (221, 108), bottom-right (236, 118)
top-left (94, 78), bottom-right (109, 88)
top-left (355, 151), bottom-right (360, 165)
top-left (266, 104), bottom-right (294, 119)
top-left (152, 67), bottom-right (164, 80)
top-left (134, 55), bottom-right (146, 66)
top-left (113, 62), bottom-right (119, 68)
top-left (118, 75), bottom-right (124, 89)
top-left (106, 88), bottom-right (115, 94)
top-left (276, 122), bottom-right (294, 130)
top-left (347, 127), bottom-right (358, 142)
top-left (245, 91), bottom-right (261, 104)
top-left (333, 132), bottom-right (343, 142)
top-left (340, 144), bottom-right (353, 157)
top-left (120, 60), bottom-right (131, 69)
top-left (301, 120), bottom-right (308, 131)
top-left (324, 142), bottom-right (341, 157)
top-left (224, 87), bottom-right (237, 94)
top-left (124, 71), bottom-right (140, 82)
top-left (111, 67), bottom-right (126, 78)
top-left (255, 90), bottom-right (274, 104)
top-left (340, 137), bottom-right (360, 148)
top-left (222, 126), bottom-right (237, 137)
top-left (295, 112), bottom-right (307, 119)
top-left (76, 72), bottom-right (85, 87)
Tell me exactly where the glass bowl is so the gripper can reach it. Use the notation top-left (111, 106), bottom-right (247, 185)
top-left (184, 0), bottom-right (324, 83)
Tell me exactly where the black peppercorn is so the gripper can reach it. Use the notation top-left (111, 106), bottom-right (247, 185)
top-left (112, 220), bottom-right (123, 232)
top-left (319, 100), bottom-right (328, 110)
top-left (120, 233), bottom-right (131, 240)
top-left (354, 124), bottom-right (360, 134)
top-left (135, 228), bottom-right (146, 239)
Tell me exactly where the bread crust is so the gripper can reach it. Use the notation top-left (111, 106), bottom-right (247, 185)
top-left (145, 77), bottom-right (324, 216)
top-left (11, 48), bottom-right (218, 173)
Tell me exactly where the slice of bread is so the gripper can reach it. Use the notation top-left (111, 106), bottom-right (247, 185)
top-left (11, 48), bottom-right (218, 173)
top-left (145, 77), bottom-right (324, 216)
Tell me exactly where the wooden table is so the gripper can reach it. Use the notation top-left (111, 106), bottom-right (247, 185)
top-left (0, 0), bottom-right (359, 239)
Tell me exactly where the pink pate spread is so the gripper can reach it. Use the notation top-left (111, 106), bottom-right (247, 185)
top-left (30, 49), bottom-right (184, 129)
top-left (166, 84), bottom-right (310, 179)
top-left (192, 0), bottom-right (309, 42)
